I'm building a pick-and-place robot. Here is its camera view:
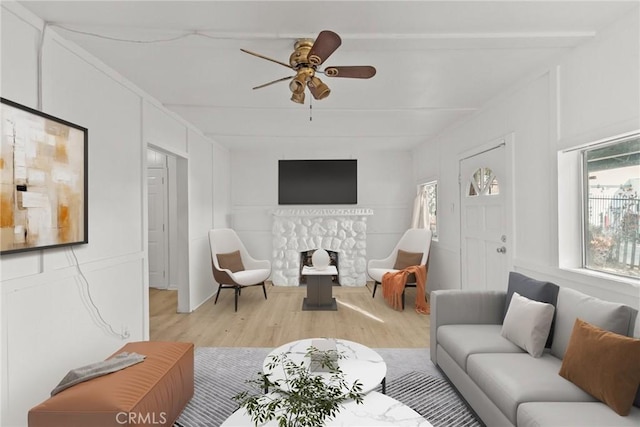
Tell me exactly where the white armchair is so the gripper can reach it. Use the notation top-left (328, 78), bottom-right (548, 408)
top-left (209, 228), bottom-right (271, 311)
top-left (368, 228), bottom-right (432, 308)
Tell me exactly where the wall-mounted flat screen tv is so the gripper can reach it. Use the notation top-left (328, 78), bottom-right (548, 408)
top-left (0, 97), bottom-right (88, 254)
top-left (279, 159), bottom-right (357, 205)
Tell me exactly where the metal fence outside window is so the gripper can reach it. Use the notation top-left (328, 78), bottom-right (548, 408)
top-left (587, 195), bottom-right (639, 274)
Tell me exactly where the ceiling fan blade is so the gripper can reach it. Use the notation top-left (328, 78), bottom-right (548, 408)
top-left (323, 66), bottom-right (377, 79)
top-left (307, 30), bottom-right (342, 66)
top-left (240, 48), bottom-right (293, 70)
top-left (252, 76), bottom-right (294, 90)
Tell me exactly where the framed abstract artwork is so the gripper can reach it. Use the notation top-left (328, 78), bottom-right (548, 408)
top-left (1, 98), bottom-right (88, 254)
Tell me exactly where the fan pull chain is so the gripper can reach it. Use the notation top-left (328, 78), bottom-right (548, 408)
top-left (309, 97), bottom-right (313, 122)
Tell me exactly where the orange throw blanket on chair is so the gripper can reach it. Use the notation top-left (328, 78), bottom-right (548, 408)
top-left (382, 264), bottom-right (430, 314)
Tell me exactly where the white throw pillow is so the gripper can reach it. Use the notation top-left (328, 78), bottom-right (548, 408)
top-left (501, 292), bottom-right (555, 358)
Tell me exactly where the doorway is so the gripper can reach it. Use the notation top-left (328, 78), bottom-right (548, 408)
top-left (147, 148), bottom-right (191, 313)
top-left (147, 149), bottom-right (169, 289)
top-left (459, 136), bottom-right (513, 291)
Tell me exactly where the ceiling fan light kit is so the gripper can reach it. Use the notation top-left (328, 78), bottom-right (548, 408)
top-left (308, 76), bottom-right (330, 100)
top-left (241, 30), bottom-right (376, 104)
top-left (290, 91), bottom-right (305, 104)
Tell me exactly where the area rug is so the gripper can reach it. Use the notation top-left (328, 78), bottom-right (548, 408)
top-left (174, 347), bottom-right (483, 427)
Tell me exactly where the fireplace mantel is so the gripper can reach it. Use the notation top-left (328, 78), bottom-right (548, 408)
top-left (272, 208), bottom-right (374, 217)
top-left (271, 208), bottom-right (373, 287)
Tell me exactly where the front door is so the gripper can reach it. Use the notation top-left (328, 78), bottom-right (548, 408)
top-left (460, 140), bottom-right (511, 291)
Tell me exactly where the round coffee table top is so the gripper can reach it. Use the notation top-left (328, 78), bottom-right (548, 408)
top-left (263, 338), bottom-right (387, 394)
top-left (221, 391), bottom-right (432, 426)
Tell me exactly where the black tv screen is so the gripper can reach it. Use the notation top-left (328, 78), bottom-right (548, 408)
top-left (279, 159), bottom-right (357, 205)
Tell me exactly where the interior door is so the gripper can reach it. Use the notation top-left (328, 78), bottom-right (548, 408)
top-left (148, 167), bottom-right (169, 289)
top-left (460, 143), bottom-right (510, 291)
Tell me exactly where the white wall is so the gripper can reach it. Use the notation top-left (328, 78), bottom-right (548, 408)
top-left (230, 148), bottom-right (415, 279)
top-left (188, 129), bottom-right (217, 306)
top-left (0, 3), bottom-right (230, 425)
top-left (142, 100), bottom-right (189, 290)
top-left (213, 143), bottom-right (231, 229)
top-left (413, 8), bottom-right (640, 309)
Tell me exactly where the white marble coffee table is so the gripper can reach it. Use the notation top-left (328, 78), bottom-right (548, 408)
top-left (221, 391), bottom-right (432, 426)
top-left (263, 338), bottom-right (387, 394)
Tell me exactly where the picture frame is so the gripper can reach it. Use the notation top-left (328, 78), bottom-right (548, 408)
top-left (1, 97), bottom-right (88, 255)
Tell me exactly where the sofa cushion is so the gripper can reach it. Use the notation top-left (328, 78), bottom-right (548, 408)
top-left (559, 319), bottom-right (640, 416)
top-left (501, 292), bottom-right (555, 357)
top-left (551, 287), bottom-right (633, 359)
top-left (437, 324), bottom-right (523, 371)
top-left (518, 402), bottom-right (640, 427)
top-left (504, 272), bottom-right (559, 347)
top-left (467, 353), bottom-right (596, 424)
top-left (231, 268), bottom-right (271, 286)
top-left (368, 267), bottom-right (394, 283)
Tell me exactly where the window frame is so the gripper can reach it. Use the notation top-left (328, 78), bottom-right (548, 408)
top-left (417, 180), bottom-right (438, 240)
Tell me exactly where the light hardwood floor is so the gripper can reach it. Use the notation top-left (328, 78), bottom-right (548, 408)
top-left (150, 283), bottom-right (430, 348)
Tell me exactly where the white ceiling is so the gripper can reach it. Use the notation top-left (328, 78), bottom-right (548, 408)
top-left (19, 1), bottom-right (639, 151)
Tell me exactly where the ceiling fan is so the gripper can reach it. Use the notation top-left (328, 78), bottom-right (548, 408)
top-left (240, 30), bottom-right (376, 104)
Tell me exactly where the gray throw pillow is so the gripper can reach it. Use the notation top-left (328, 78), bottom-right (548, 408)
top-left (550, 287), bottom-right (633, 360)
top-left (503, 272), bottom-right (559, 348)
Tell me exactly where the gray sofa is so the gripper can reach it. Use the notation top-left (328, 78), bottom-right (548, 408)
top-left (431, 286), bottom-right (640, 427)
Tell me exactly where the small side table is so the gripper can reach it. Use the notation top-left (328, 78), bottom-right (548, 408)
top-left (301, 266), bottom-right (338, 311)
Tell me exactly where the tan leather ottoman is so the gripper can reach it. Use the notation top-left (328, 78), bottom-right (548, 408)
top-left (28, 341), bottom-right (194, 427)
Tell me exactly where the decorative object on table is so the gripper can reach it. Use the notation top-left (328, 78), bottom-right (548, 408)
top-left (308, 338), bottom-right (338, 372)
top-left (311, 248), bottom-right (331, 270)
top-left (233, 345), bottom-right (364, 427)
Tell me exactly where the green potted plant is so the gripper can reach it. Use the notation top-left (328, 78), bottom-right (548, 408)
top-left (233, 346), bottom-right (364, 427)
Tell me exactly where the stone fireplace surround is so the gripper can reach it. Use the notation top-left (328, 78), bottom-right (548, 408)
top-left (271, 208), bottom-right (374, 286)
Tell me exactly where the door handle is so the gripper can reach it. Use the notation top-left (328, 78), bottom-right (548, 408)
top-left (496, 246), bottom-right (507, 254)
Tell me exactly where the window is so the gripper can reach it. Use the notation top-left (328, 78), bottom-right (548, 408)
top-left (468, 167), bottom-right (499, 196)
top-left (583, 135), bottom-right (639, 278)
top-left (413, 181), bottom-right (438, 239)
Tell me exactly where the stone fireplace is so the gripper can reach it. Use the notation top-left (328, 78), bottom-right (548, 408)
top-left (271, 208), bottom-right (374, 286)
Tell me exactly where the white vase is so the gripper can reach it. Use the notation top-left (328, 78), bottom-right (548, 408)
top-left (312, 249), bottom-right (330, 270)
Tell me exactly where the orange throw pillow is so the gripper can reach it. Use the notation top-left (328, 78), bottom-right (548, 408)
top-left (217, 250), bottom-right (245, 272)
top-left (558, 318), bottom-right (640, 416)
